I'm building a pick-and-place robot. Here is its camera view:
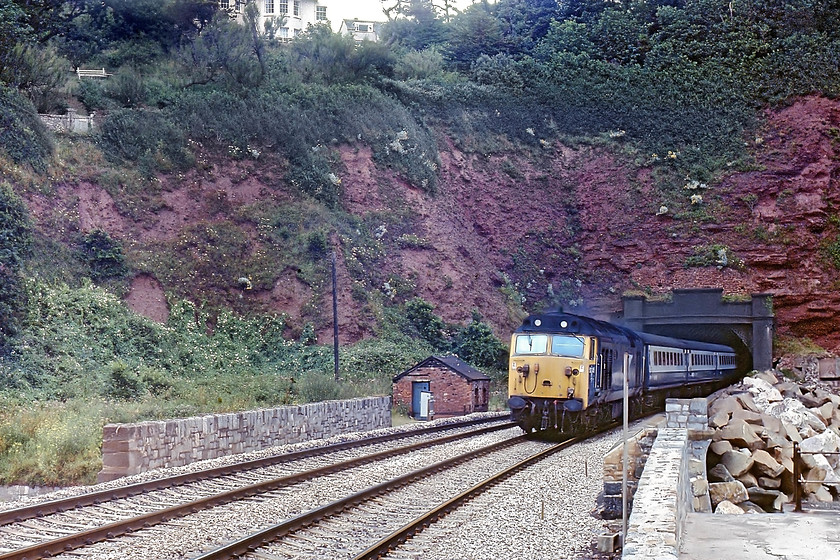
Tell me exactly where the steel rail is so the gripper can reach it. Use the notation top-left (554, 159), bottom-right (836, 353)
top-left (355, 420), bottom-right (622, 559)
top-left (191, 435), bottom-right (532, 560)
top-left (0, 420), bottom-right (515, 560)
top-left (0, 414), bottom-right (511, 527)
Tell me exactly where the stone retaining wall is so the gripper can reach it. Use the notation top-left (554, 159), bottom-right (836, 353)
top-left (98, 396), bottom-right (391, 481)
top-left (622, 398), bottom-right (710, 559)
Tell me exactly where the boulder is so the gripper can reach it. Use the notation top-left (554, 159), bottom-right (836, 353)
top-left (710, 395), bottom-right (744, 418)
top-left (736, 392), bottom-right (762, 414)
top-left (803, 466), bottom-right (829, 494)
top-left (709, 440), bottom-right (733, 456)
top-left (818, 402), bottom-right (837, 424)
top-left (765, 398), bottom-right (826, 432)
top-left (753, 370), bottom-right (779, 385)
top-left (708, 463), bottom-right (736, 483)
top-left (774, 449), bottom-right (794, 476)
top-left (763, 430), bottom-right (791, 451)
top-left (774, 382), bottom-right (801, 399)
top-left (710, 481), bottom-right (749, 507)
top-left (800, 390), bottom-right (831, 408)
top-left (716, 419), bottom-right (764, 450)
top-left (709, 410), bottom-right (730, 429)
top-left (809, 485), bottom-right (834, 503)
top-left (738, 500), bottom-right (766, 514)
top-left (737, 472), bottom-right (758, 488)
top-left (760, 414), bottom-right (783, 436)
top-left (742, 376), bottom-right (783, 408)
top-left (747, 487), bottom-right (784, 512)
top-left (715, 500), bottom-right (746, 514)
top-left (751, 449), bottom-right (785, 478)
top-left (758, 476), bottom-right (781, 489)
top-left (732, 408), bottom-right (764, 425)
top-left (801, 428), bottom-right (840, 452)
top-left (782, 421), bottom-right (802, 444)
top-left (720, 449), bottom-right (755, 477)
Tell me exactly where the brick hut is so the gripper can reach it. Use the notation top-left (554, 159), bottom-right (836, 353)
top-left (393, 355), bottom-right (490, 419)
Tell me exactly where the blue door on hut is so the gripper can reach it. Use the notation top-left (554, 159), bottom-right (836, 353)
top-left (411, 381), bottom-right (430, 419)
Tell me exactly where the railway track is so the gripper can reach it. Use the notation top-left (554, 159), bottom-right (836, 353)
top-left (0, 416), bottom-right (514, 560)
top-left (195, 434), bottom-right (579, 560)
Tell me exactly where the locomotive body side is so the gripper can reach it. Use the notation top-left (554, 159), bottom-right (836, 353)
top-left (507, 311), bottom-right (738, 435)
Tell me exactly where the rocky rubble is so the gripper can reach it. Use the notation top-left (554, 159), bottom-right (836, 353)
top-left (706, 370), bottom-right (840, 514)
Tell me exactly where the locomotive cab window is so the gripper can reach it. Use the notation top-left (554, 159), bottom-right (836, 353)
top-left (514, 334), bottom-right (548, 355)
top-left (550, 335), bottom-right (585, 358)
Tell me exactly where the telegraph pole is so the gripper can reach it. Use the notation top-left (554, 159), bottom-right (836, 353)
top-left (332, 251), bottom-right (339, 381)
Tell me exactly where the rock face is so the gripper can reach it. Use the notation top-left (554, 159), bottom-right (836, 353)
top-left (707, 370), bottom-right (840, 513)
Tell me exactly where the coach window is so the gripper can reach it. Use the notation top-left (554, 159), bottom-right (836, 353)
top-left (514, 334), bottom-right (548, 355)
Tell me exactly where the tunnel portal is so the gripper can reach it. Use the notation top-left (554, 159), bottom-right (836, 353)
top-left (613, 288), bottom-right (773, 373)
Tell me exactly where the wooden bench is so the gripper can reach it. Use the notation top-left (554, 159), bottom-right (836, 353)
top-left (76, 68), bottom-right (112, 79)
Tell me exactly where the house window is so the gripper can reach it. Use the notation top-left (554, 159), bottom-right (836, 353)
top-left (279, 0), bottom-right (288, 14)
top-left (294, 0), bottom-right (300, 16)
top-left (278, 27), bottom-right (288, 38)
top-left (264, 0), bottom-right (274, 14)
top-left (316, 6), bottom-right (327, 20)
top-left (355, 23), bottom-right (370, 32)
top-left (220, 0), bottom-right (230, 8)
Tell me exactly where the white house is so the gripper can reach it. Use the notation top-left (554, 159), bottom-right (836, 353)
top-left (337, 19), bottom-right (383, 42)
top-left (219, 0), bottom-right (330, 40)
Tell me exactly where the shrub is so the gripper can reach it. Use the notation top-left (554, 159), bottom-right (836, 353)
top-left (79, 229), bottom-right (129, 282)
top-left (97, 108), bottom-right (193, 176)
top-left (685, 244), bottom-right (743, 269)
top-left (0, 85), bottom-right (53, 170)
top-left (451, 311), bottom-right (508, 370)
top-left (295, 372), bottom-right (342, 403)
top-left (0, 182), bottom-right (32, 340)
top-left (106, 360), bottom-right (146, 400)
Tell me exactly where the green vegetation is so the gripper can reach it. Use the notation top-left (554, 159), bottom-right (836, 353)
top-left (684, 244), bottom-right (743, 270)
top-left (0, 0), bottom-right (839, 485)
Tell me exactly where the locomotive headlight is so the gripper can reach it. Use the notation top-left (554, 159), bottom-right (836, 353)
top-left (564, 366), bottom-right (573, 377)
top-left (560, 320), bottom-right (568, 328)
top-left (534, 319), bottom-right (542, 327)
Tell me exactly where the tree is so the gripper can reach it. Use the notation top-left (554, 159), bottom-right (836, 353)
top-left (290, 24), bottom-right (358, 83)
top-left (180, 12), bottom-right (263, 88)
top-left (381, 0), bottom-right (448, 50)
top-left (494, 0), bottom-right (560, 54)
top-left (0, 2), bottom-right (32, 78)
top-left (452, 311), bottom-right (507, 369)
top-left (243, 0), bottom-right (284, 79)
top-left (444, 5), bottom-right (505, 68)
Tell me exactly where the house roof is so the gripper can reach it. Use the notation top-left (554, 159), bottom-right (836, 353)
top-left (393, 355), bottom-right (490, 382)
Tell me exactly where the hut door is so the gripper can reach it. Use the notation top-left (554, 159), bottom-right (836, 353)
top-left (412, 381), bottom-right (430, 418)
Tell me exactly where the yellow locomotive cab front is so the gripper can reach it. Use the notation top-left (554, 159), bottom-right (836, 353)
top-left (508, 332), bottom-right (593, 410)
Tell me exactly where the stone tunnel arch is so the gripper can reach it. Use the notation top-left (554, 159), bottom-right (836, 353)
top-left (612, 288), bottom-right (773, 372)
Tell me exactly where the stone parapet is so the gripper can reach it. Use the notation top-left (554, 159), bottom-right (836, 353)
top-left (622, 427), bottom-right (689, 560)
top-left (98, 396), bottom-right (391, 482)
top-left (602, 422), bottom-right (659, 519)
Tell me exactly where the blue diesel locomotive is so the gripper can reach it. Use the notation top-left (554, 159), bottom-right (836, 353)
top-left (507, 311), bottom-right (738, 434)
